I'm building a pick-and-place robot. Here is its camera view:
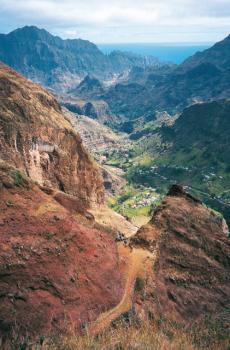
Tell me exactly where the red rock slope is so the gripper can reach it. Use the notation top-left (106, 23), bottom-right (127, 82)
top-left (0, 161), bottom-right (122, 338)
top-left (0, 62), bottom-right (104, 209)
top-left (131, 185), bottom-right (230, 324)
top-left (0, 63), bottom-right (122, 339)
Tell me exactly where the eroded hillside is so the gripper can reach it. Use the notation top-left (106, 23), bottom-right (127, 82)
top-left (0, 62), bottom-right (104, 209)
top-left (0, 161), bottom-right (123, 338)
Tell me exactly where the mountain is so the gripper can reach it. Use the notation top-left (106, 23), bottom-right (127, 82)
top-left (0, 26), bottom-right (166, 92)
top-left (161, 99), bottom-right (230, 165)
top-left (152, 34), bottom-right (230, 111)
top-left (103, 34), bottom-right (230, 121)
top-left (61, 97), bottom-right (115, 124)
top-left (0, 62), bottom-right (127, 338)
top-left (0, 161), bottom-right (122, 338)
top-left (69, 75), bottom-right (105, 98)
top-left (0, 30), bottom-right (230, 349)
top-left (180, 34), bottom-right (230, 71)
top-left (108, 50), bottom-right (163, 71)
top-left (127, 100), bottom-right (230, 224)
top-left (131, 185), bottom-right (230, 328)
top-left (0, 62), bottom-right (104, 207)
top-left (0, 26), bottom-right (109, 91)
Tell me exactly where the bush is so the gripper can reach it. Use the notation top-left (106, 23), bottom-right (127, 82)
top-left (134, 276), bottom-right (145, 292)
top-left (10, 170), bottom-right (26, 187)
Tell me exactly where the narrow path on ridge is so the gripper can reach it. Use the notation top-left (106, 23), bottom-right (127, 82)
top-left (88, 244), bottom-right (154, 335)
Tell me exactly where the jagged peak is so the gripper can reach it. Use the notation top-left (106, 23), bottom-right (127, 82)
top-left (7, 26), bottom-right (99, 49)
top-left (9, 25), bottom-right (52, 37)
top-left (167, 184), bottom-right (202, 204)
top-left (5, 25), bottom-right (65, 45)
top-left (80, 74), bottom-right (102, 85)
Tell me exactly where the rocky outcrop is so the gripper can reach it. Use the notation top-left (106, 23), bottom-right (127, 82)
top-left (131, 185), bottom-right (230, 324)
top-left (62, 99), bottom-right (116, 124)
top-left (0, 62), bottom-right (104, 209)
top-left (70, 75), bottom-right (105, 99)
top-left (0, 161), bottom-right (122, 338)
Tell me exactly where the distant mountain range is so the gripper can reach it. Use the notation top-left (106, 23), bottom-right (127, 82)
top-left (0, 26), bottom-right (165, 91)
top-left (103, 34), bottom-right (230, 121)
top-left (1, 25), bottom-right (230, 216)
top-left (1, 26), bottom-right (229, 120)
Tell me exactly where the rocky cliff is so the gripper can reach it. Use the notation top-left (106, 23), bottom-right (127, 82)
top-left (0, 63), bottom-right (125, 340)
top-left (0, 161), bottom-right (122, 338)
top-left (131, 185), bottom-right (230, 326)
top-left (0, 62), bottom-right (104, 209)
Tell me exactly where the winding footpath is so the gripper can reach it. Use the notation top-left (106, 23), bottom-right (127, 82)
top-left (88, 244), bottom-right (154, 335)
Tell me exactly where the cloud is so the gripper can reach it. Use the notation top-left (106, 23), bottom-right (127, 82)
top-left (0, 0), bottom-right (229, 42)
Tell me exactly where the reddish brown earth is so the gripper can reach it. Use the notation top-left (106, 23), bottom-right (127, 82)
top-left (0, 161), bottom-right (122, 338)
top-left (0, 63), bottom-right (124, 339)
top-left (131, 185), bottom-right (230, 325)
top-left (0, 62), bottom-right (229, 347)
top-left (0, 62), bottom-right (104, 209)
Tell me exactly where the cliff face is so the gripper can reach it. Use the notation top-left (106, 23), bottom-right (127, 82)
top-left (0, 63), bottom-right (125, 339)
top-left (0, 63), bottom-right (104, 208)
top-left (0, 162), bottom-right (122, 337)
top-left (131, 185), bottom-right (230, 324)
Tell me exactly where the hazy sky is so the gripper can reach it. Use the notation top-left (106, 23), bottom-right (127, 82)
top-left (0, 0), bottom-right (230, 43)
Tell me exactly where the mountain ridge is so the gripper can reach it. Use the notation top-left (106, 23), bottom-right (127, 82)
top-left (102, 33), bottom-right (230, 120)
top-left (0, 26), bottom-right (166, 92)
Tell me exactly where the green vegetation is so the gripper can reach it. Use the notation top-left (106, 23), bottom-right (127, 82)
top-left (10, 170), bottom-right (26, 187)
top-left (107, 185), bottom-right (161, 220)
top-left (104, 102), bottom-right (230, 226)
top-left (43, 231), bottom-right (56, 240)
top-left (134, 276), bottom-right (145, 292)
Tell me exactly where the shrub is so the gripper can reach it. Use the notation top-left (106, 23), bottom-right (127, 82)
top-left (134, 276), bottom-right (145, 292)
top-left (10, 170), bottom-right (26, 187)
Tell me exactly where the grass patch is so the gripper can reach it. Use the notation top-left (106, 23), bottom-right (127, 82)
top-left (10, 170), bottom-right (26, 187)
top-left (3, 315), bottom-right (229, 350)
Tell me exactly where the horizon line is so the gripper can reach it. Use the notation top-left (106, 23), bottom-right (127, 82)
top-left (96, 42), bottom-right (214, 45)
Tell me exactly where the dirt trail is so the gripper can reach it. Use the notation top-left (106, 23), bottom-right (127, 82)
top-left (90, 204), bottom-right (138, 237)
top-left (88, 244), bottom-right (154, 335)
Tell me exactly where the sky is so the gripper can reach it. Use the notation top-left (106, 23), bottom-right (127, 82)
top-left (0, 0), bottom-right (230, 43)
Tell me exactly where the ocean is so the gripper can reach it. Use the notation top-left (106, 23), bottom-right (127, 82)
top-left (97, 43), bottom-right (213, 64)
